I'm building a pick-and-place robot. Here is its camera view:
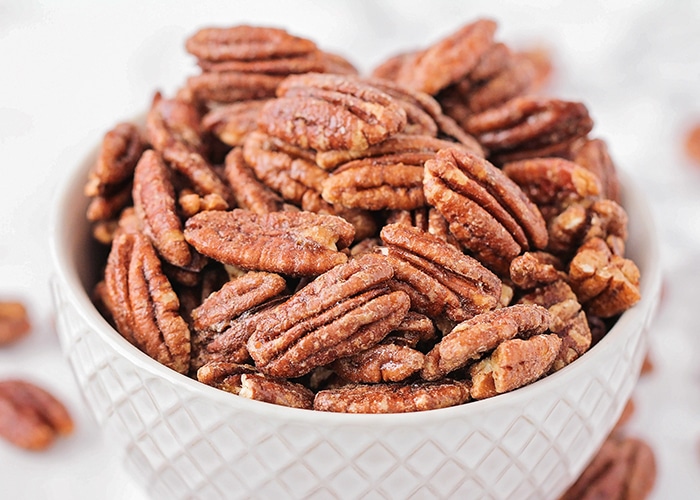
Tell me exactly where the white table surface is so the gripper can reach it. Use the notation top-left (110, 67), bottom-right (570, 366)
top-left (1, 1), bottom-right (699, 498)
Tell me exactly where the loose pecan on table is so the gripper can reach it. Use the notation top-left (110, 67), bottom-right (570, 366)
top-left (0, 301), bottom-right (31, 346)
top-left (0, 379), bottom-right (74, 450)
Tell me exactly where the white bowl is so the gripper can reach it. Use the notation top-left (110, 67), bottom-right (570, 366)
top-left (49, 140), bottom-right (661, 500)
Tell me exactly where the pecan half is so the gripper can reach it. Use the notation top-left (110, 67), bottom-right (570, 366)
top-left (246, 254), bottom-right (410, 378)
top-left (0, 301), bottom-right (31, 346)
top-left (258, 73), bottom-right (407, 152)
top-left (146, 91), bottom-right (203, 153)
top-left (202, 99), bottom-right (270, 147)
top-left (331, 341), bottom-right (425, 383)
top-left (560, 435), bottom-right (656, 500)
top-left (187, 72), bottom-right (284, 104)
top-left (223, 147), bottom-right (289, 214)
top-left (162, 142), bottom-right (233, 205)
top-left (380, 223), bottom-right (502, 322)
top-left (103, 232), bottom-right (191, 373)
top-left (314, 379), bottom-right (471, 413)
top-left (0, 379), bottom-right (74, 450)
top-left (509, 251), bottom-right (567, 290)
top-left (422, 304), bottom-right (551, 381)
top-left (184, 209), bottom-right (354, 276)
top-left (570, 137), bottom-right (621, 204)
top-left (424, 147), bottom-right (548, 275)
top-left (469, 333), bottom-right (561, 399)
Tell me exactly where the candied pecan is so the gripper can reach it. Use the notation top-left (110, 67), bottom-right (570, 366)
top-left (178, 190), bottom-right (229, 218)
top-left (317, 51), bottom-right (358, 75)
top-left (201, 99), bottom-right (270, 147)
top-left (517, 45), bottom-right (554, 91)
top-left (0, 380), bottom-right (74, 450)
top-left (196, 361), bottom-right (257, 393)
top-left (146, 91), bottom-right (203, 153)
top-left (84, 122), bottom-right (145, 197)
top-left (246, 254), bottom-right (410, 378)
top-left (0, 301), bottom-right (31, 345)
top-left (510, 251), bottom-right (567, 289)
top-left (395, 19), bottom-right (498, 95)
top-left (184, 209), bottom-right (354, 276)
top-left (518, 280), bottom-right (592, 371)
top-left (132, 150), bottom-right (193, 268)
top-left (469, 333), bottom-right (561, 399)
top-left (570, 138), bottom-right (621, 203)
top-left (388, 311), bottom-right (437, 347)
top-left (223, 147), bottom-right (289, 214)
top-left (424, 147), bottom-right (548, 275)
top-left (380, 223), bottom-right (502, 322)
top-left (331, 342), bottom-right (425, 383)
top-left (185, 26), bottom-right (317, 62)
top-left (163, 142), bottom-right (233, 205)
top-left (560, 435), bottom-right (656, 500)
top-left (386, 206), bottom-right (458, 246)
top-left (258, 73), bottom-right (407, 152)
top-left (422, 304), bottom-right (551, 381)
top-left (197, 52), bottom-right (326, 74)
top-left (314, 379), bottom-right (471, 413)
top-left (464, 96), bottom-right (594, 163)
top-left (86, 182), bottom-right (132, 222)
top-left (187, 71), bottom-right (284, 104)
top-left (103, 232), bottom-right (191, 374)
top-left (371, 51), bottom-right (416, 82)
top-left (568, 237), bottom-right (641, 318)
top-left (684, 122), bottom-right (700, 165)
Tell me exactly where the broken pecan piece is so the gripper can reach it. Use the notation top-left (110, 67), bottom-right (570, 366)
top-left (103, 232), bottom-right (191, 374)
top-left (0, 301), bottom-right (31, 346)
top-left (314, 379), bottom-right (470, 413)
top-left (259, 73), bottom-right (407, 152)
top-left (246, 254), bottom-right (410, 378)
top-left (424, 147), bottom-right (548, 275)
top-left (422, 304), bottom-right (551, 381)
top-left (0, 379), bottom-right (74, 450)
top-left (331, 341), bottom-right (425, 384)
top-left (184, 209), bottom-right (354, 276)
top-left (509, 251), bottom-right (567, 290)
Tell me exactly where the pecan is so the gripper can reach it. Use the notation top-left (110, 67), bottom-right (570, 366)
top-left (84, 122), bottom-right (145, 197)
top-left (197, 362), bottom-right (314, 409)
top-left (201, 99), bottom-right (270, 147)
top-left (518, 280), bottom-right (592, 371)
top-left (196, 53), bottom-right (326, 74)
top-left (570, 138), bottom-right (621, 203)
top-left (331, 341), bottom-right (425, 383)
top-left (424, 147), bottom-right (548, 275)
top-left (163, 142), bottom-right (233, 205)
top-left (85, 182), bottom-right (132, 222)
top-left (422, 304), bottom-right (551, 381)
top-left (510, 251), bottom-right (567, 290)
top-left (388, 311), bottom-right (437, 347)
top-left (184, 209), bottom-right (354, 276)
top-left (380, 223), bottom-right (502, 322)
top-left (469, 333), bottom-right (561, 399)
top-left (394, 19), bottom-right (498, 95)
top-left (568, 237), bottom-right (641, 318)
top-left (223, 147), bottom-right (289, 214)
top-left (560, 435), bottom-right (656, 500)
top-left (299, 191), bottom-right (378, 241)
top-left (146, 91), bottom-right (203, 153)
top-left (371, 50), bottom-right (416, 82)
top-left (386, 206), bottom-right (459, 246)
top-left (132, 150), bottom-right (193, 268)
top-left (464, 96), bottom-right (594, 164)
top-left (684, 122), bottom-right (700, 165)
top-left (103, 232), bottom-right (191, 373)
top-left (314, 379), bottom-right (470, 413)
top-left (0, 379), bottom-right (73, 450)
top-left (187, 72), bottom-right (285, 104)
top-left (258, 73), bottom-right (407, 152)
top-left (245, 254), bottom-right (410, 378)
top-left (0, 301), bottom-right (31, 346)
top-left (178, 190), bottom-right (229, 218)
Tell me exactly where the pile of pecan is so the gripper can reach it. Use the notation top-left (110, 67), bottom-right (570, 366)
top-left (86, 20), bottom-right (642, 413)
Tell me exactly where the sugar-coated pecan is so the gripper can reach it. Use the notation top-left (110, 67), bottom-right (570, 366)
top-left (187, 71), bottom-right (285, 104)
top-left (422, 304), bottom-right (550, 381)
top-left (84, 122), bottom-right (145, 197)
top-left (146, 92), bottom-right (203, 153)
top-left (196, 361), bottom-right (256, 393)
top-left (388, 311), bottom-right (437, 347)
top-left (380, 223), bottom-right (502, 322)
top-left (371, 51), bottom-right (416, 81)
top-left (570, 138), bottom-right (621, 203)
top-left (133, 150), bottom-right (193, 268)
top-left (197, 52), bottom-right (326, 75)
top-left (568, 237), bottom-right (641, 318)
top-left (259, 73), bottom-right (407, 152)
top-left (469, 333), bottom-right (561, 399)
top-left (424, 147), bottom-right (548, 275)
top-left (314, 379), bottom-right (471, 413)
top-left (86, 182), bottom-right (133, 222)
top-left (0, 301), bottom-right (31, 346)
top-left (684, 123), bottom-right (700, 165)
top-left (184, 209), bottom-right (354, 276)
top-left (178, 190), bottom-right (229, 218)
top-left (162, 142), bottom-right (233, 205)
top-left (0, 379), bottom-right (74, 451)
top-left (185, 26), bottom-right (317, 62)
top-left (395, 19), bottom-right (498, 95)
top-left (510, 251), bottom-right (567, 289)
top-left (386, 206), bottom-right (459, 246)
top-left (299, 191), bottom-right (378, 241)
top-left (223, 147), bottom-right (289, 214)
top-left (464, 96), bottom-right (594, 163)
top-left (518, 280), bottom-right (591, 371)
top-left (104, 232), bottom-right (191, 373)
top-left (331, 341), bottom-right (425, 383)
top-left (246, 254), bottom-right (410, 378)
top-left (202, 99), bottom-right (270, 147)
top-left (560, 435), bottom-right (656, 500)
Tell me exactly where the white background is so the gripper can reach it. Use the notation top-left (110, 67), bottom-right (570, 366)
top-left (1, 1), bottom-right (699, 498)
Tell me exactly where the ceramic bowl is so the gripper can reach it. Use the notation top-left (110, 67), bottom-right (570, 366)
top-left (49, 141), bottom-right (661, 500)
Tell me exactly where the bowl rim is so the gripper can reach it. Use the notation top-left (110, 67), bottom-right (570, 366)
top-left (49, 139), bottom-right (662, 426)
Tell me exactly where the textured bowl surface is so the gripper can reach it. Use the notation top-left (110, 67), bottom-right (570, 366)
top-left (50, 142), bottom-right (661, 500)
